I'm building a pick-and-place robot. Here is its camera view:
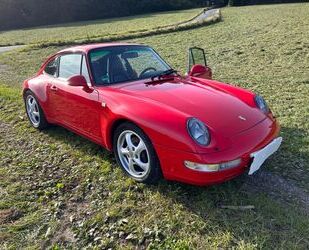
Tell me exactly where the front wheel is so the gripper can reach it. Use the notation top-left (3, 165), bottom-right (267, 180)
top-left (113, 122), bottom-right (162, 184)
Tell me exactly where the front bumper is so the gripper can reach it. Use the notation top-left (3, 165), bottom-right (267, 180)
top-left (154, 118), bottom-right (280, 186)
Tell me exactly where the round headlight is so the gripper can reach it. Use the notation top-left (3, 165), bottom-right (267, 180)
top-left (255, 95), bottom-right (269, 113)
top-left (187, 118), bottom-right (210, 146)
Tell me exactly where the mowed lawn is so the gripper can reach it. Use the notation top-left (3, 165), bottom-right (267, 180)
top-left (0, 8), bottom-right (201, 46)
top-left (0, 3), bottom-right (309, 249)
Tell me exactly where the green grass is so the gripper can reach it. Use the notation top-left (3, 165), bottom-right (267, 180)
top-left (131, 3), bottom-right (309, 186)
top-left (1, 3), bottom-right (309, 249)
top-left (0, 8), bottom-right (202, 46)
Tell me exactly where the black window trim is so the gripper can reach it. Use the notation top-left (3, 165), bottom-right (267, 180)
top-left (80, 54), bottom-right (91, 85)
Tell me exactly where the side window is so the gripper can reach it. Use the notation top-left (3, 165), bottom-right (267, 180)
top-left (81, 55), bottom-right (91, 84)
top-left (188, 47), bottom-right (207, 72)
top-left (58, 54), bottom-right (82, 79)
top-left (44, 58), bottom-right (58, 77)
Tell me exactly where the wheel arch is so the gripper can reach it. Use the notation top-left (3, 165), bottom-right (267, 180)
top-left (23, 88), bottom-right (43, 108)
top-left (22, 87), bottom-right (31, 97)
top-left (106, 118), bottom-right (137, 151)
top-left (23, 88), bottom-right (51, 124)
top-left (108, 116), bottom-right (163, 183)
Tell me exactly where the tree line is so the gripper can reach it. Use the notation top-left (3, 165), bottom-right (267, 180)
top-left (0, 0), bottom-right (306, 31)
top-left (229, 0), bottom-right (307, 6)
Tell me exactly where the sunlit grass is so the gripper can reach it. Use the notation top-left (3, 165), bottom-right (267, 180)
top-left (0, 3), bottom-right (309, 249)
top-left (0, 8), bottom-right (202, 46)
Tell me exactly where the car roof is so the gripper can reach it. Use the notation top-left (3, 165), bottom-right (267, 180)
top-left (58, 42), bottom-right (145, 54)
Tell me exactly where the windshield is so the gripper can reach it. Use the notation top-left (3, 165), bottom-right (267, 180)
top-left (88, 45), bottom-right (171, 85)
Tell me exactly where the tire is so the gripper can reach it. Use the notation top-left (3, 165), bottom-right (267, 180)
top-left (24, 90), bottom-right (49, 130)
top-left (113, 122), bottom-right (162, 184)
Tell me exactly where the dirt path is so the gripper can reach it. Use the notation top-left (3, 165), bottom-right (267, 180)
top-left (194, 9), bottom-right (221, 23)
top-left (159, 8), bottom-right (221, 29)
top-left (179, 8), bottom-right (221, 26)
top-left (0, 45), bottom-right (25, 54)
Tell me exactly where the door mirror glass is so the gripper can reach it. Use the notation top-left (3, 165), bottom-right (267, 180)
top-left (188, 47), bottom-right (207, 73)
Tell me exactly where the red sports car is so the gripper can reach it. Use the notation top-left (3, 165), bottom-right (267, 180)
top-left (23, 43), bottom-right (282, 185)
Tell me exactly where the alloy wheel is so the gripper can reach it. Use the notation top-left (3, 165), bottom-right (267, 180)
top-left (117, 130), bottom-right (150, 178)
top-left (26, 95), bottom-right (40, 127)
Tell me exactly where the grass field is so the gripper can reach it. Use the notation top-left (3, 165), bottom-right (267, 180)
top-left (1, 3), bottom-right (309, 249)
top-left (0, 8), bottom-right (201, 47)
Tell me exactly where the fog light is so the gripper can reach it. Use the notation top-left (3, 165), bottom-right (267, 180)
top-left (184, 159), bottom-right (241, 172)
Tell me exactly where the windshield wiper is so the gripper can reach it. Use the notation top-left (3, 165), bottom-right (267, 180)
top-left (150, 68), bottom-right (178, 81)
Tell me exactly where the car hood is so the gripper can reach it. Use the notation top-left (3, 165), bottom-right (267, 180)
top-left (111, 78), bottom-right (266, 137)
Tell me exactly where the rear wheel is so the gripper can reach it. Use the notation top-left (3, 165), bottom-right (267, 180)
top-left (24, 91), bottom-right (49, 129)
top-left (113, 122), bottom-right (161, 184)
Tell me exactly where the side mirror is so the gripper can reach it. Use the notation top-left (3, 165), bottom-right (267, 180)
top-left (189, 64), bottom-right (212, 79)
top-left (68, 75), bottom-right (89, 88)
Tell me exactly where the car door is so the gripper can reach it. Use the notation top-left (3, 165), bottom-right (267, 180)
top-left (49, 53), bottom-right (102, 142)
top-left (42, 57), bottom-right (60, 118)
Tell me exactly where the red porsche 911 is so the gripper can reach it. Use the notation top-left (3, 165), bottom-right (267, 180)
top-left (23, 43), bottom-right (282, 185)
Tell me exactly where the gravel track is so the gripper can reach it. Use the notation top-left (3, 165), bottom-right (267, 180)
top-left (0, 45), bottom-right (24, 54)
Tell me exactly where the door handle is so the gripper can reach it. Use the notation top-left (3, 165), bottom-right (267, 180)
top-left (50, 85), bottom-right (58, 91)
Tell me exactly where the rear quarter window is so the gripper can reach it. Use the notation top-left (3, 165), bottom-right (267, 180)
top-left (44, 58), bottom-right (58, 77)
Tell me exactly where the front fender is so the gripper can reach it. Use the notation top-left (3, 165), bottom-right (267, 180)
top-left (98, 88), bottom-right (233, 155)
top-left (98, 89), bottom-right (199, 153)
